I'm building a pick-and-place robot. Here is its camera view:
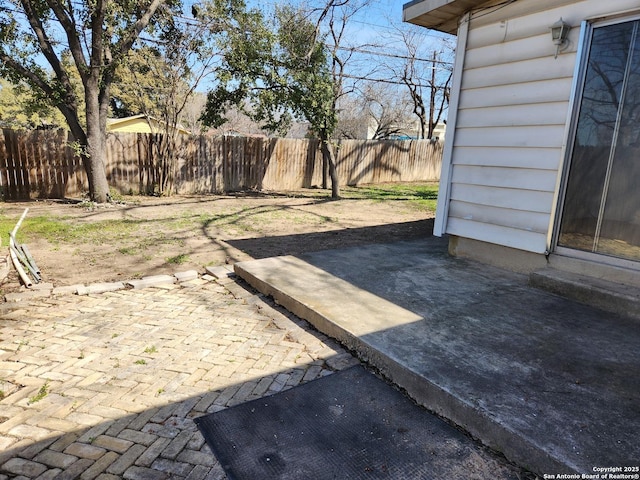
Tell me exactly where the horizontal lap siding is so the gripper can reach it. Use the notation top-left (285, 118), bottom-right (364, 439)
top-left (445, 0), bottom-right (586, 253)
top-left (456, 103), bottom-right (569, 129)
top-left (447, 217), bottom-right (548, 252)
top-left (449, 201), bottom-right (550, 233)
top-left (453, 146), bottom-right (561, 170)
top-left (451, 165), bottom-right (558, 191)
top-left (446, 0), bottom-right (640, 253)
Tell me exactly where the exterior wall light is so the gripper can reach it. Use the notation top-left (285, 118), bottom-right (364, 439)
top-left (550, 18), bottom-right (571, 58)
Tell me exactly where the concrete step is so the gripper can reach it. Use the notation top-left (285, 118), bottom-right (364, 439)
top-left (548, 253), bottom-right (640, 288)
top-left (530, 267), bottom-right (640, 320)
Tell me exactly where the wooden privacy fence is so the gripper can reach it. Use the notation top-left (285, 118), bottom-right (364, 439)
top-left (0, 129), bottom-right (443, 200)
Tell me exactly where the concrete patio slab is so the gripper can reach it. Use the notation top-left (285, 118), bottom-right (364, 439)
top-left (234, 237), bottom-right (640, 477)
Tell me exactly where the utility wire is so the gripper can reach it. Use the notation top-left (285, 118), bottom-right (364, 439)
top-left (340, 72), bottom-right (449, 89)
top-left (331, 45), bottom-right (453, 65)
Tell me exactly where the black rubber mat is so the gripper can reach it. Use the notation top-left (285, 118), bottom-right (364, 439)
top-left (194, 366), bottom-right (521, 480)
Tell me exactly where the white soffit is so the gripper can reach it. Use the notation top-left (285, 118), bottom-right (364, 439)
top-left (403, 0), bottom-right (487, 34)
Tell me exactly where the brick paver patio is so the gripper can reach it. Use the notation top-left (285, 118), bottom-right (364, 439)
top-left (0, 274), bottom-right (359, 479)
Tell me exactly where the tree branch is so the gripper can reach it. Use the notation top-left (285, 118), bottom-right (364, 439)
top-left (112, 0), bottom-right (167, 61)
top-left (43, 0), bottom-right (89, 77)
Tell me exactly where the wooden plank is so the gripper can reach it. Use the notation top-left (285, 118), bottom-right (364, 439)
top-left (4, 130), bottom-right (17, 200)
top-left (18, 132), bottom-right (30, 199)
top-left (0, 131), bottom-right (443, 198)
top-left (0, 129), bottom-right (8, 197)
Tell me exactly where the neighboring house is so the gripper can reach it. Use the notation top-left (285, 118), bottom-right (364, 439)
top-left (363, 118), bottom-right (446, 141)
top-left (431, 122), bottom-right (446, 142)
top-left (107, 114), bottom-right (191, 135)
top-left (404, 0), bottom-right (640, 279)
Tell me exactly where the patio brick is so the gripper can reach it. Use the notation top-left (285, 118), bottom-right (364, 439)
top-left (0, 278), bottom-right (356, 479)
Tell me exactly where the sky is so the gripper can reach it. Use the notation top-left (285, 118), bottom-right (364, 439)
top-left (246, 0), bottom-right (453, 54)
top-left (1, 0), bottom-right (455, 119)
top-left (241, 0), bottom-right (455, 89)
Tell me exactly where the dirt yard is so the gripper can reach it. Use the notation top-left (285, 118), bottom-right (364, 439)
top-left (0, 186), bottom-right (436, 291)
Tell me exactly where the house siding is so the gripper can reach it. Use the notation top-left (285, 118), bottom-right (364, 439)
top-left (442, 0), bottom-right (640, 253)
top-left (108, 118), bottom-right (154, 134)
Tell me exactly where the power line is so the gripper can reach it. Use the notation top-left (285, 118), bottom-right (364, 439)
top-left (340, 72), bottom-right (449, 89)
top-left (333, 45), bottom-right (453, 66)
top-left (350, 18), bottom-right (450, 39)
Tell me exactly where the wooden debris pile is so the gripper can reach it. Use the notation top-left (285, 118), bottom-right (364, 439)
top-left (7, 208), bottom-right (42, 287)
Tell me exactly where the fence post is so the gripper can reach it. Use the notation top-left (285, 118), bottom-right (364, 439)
top-left (0, 131), bottom-right (442, 199)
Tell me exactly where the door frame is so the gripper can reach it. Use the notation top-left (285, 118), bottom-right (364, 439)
top-left (551, 13), bottom-right (640, 272)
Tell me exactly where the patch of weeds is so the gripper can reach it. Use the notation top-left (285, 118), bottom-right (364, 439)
top-left (118, 246), bottom-right (137, 255)
top-left (134, 359), bottom-right (147, 365)
top-left (197, 213), bottom-right (227, 226)
top-left (166, 253), bottom-right (189, 265)
top-left (343, 182), bottom-right (439, 212)
top-left (77, 200), bottom-right (97, 210)
top-left (109, 188), bottom-right (126, 204)
top-left (10, 215), bottom-right (144, 247)
top-left (156, 388), bottom-right (164, 396)
top-left (78, 350), bottom-right (85, 359)
top-left (111, 333), bottom-right (119, 338)
top-left (143, 345), bottom-right (157, 354)
top-left (28, 382), bottom-right (49, 404)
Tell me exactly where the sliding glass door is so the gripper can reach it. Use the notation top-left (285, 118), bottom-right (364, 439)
top-left (558, 18), bottom-right (640, 262)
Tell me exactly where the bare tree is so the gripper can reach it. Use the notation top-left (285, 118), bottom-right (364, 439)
top-left (336, 84), bottom-right (415, 139)
top-left (381, 25), bottom-right (454, 139)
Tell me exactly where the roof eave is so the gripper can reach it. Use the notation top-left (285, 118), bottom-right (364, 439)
top-left (402, 0), bottom-right (486, 35)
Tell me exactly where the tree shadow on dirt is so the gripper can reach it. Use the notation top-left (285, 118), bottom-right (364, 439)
top-left (225, 218), bottom-right (435, 259)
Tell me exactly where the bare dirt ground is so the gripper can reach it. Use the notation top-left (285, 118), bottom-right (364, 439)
top-left (1, 188), bottom-right (435, 291)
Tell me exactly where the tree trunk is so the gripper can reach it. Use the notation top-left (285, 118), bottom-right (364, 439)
top-left (84, 79), bottom-right (111, 203)
top-left (320, 135), bottom-right (339, 199)
top-left (428, 51), bottom-right (437, 140)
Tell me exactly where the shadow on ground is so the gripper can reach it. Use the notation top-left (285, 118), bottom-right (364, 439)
top-left (226, 218), bottom-right (434, 259)
top-left (0, 276), bottom-right (530, 480)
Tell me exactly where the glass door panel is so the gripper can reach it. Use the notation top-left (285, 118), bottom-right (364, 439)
top-left (558, 20), bottom-right (640, 262)
top-left (598, 27), bottom-right (640, 259)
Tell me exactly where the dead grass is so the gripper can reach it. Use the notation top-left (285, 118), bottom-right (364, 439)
top-left (0, 183), bottom-right (437, 290)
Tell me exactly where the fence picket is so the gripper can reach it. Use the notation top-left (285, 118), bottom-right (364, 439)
top-left (0, 130), bottom-right (442, 200)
